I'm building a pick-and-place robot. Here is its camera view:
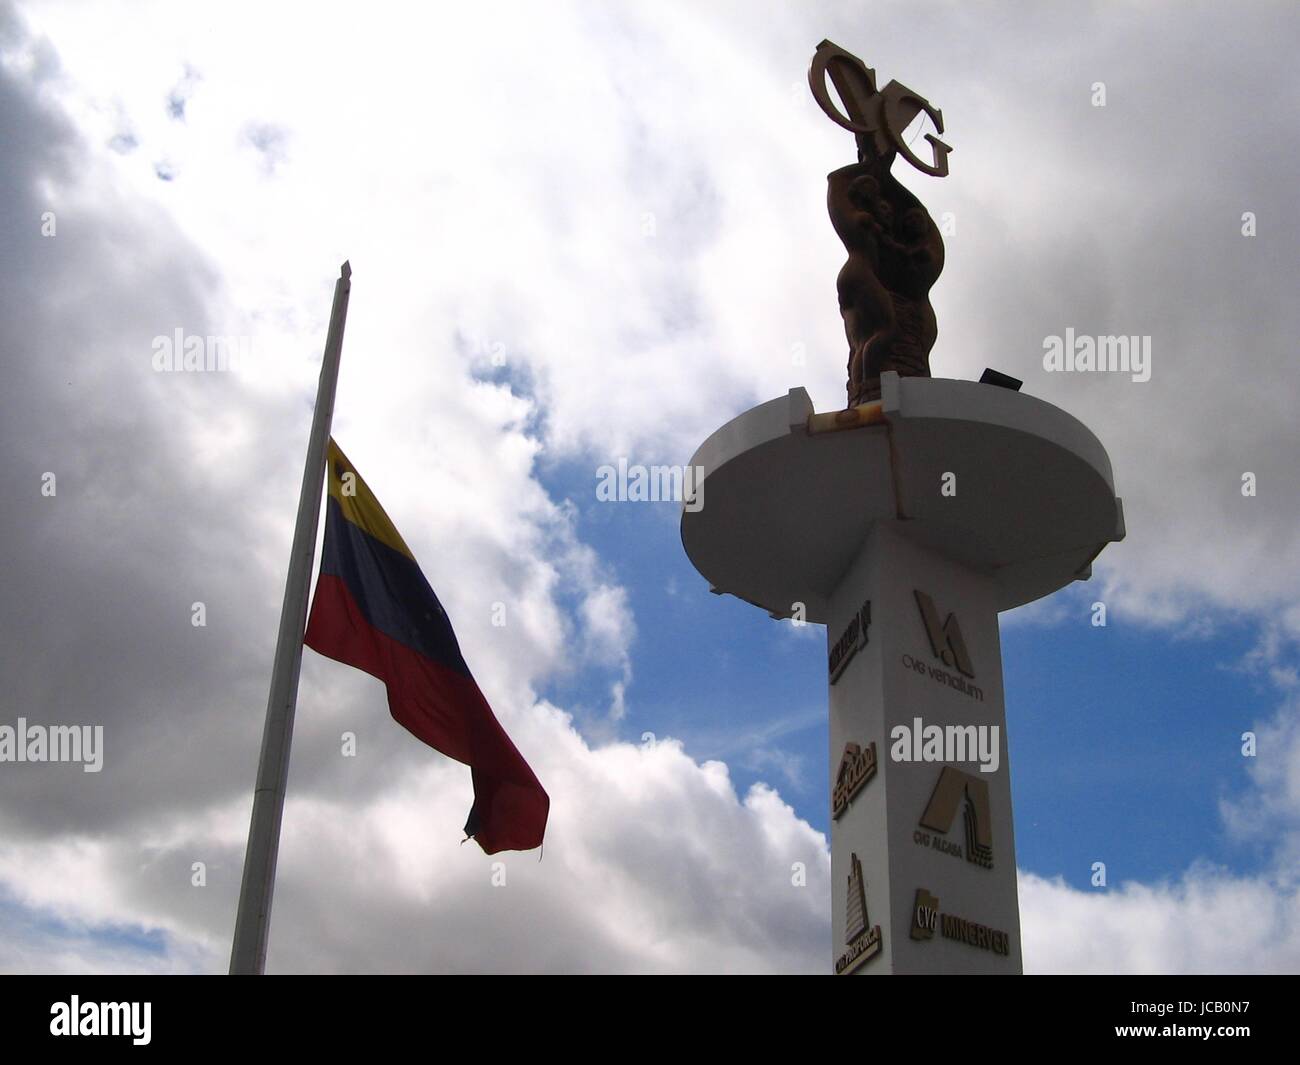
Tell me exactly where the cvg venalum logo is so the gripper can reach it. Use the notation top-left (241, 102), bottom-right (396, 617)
top-left (914, 589), bottom-right (974, 678)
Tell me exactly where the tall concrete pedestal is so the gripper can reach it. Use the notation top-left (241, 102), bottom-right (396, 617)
top-left (681, 372), bottom-right (1125, 974)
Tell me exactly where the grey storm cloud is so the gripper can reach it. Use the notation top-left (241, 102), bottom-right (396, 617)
top-left (0, 23), bottom-right (283, 840)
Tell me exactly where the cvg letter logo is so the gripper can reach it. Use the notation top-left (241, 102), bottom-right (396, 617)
top-left (914, 589), bottom-right (974, 678)
top-left (807, 39), bottom-right (953, 178)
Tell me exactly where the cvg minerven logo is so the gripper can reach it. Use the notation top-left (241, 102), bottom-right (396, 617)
top-left (913, 589), bottom-right (974, 679)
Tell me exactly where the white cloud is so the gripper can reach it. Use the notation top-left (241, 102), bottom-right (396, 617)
top-left (0, 706), bottom-right (832, 974)
top-left (1021, 868), bottom-right (1300, 975)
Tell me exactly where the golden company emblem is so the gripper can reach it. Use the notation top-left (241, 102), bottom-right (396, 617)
top-left (835, 853), bottom-right (883, 974)
top-left (917, 766), bottom-right (993, 869)
top-left (910, 888), bottom-right (940, 940)
top-left (914, 589), bottom-right (974, 678)
top-left (832, 741), bottom-right (877, 820)
top-left (910, 886), bottom-right (1012, 956)
top-left (828, 600), bottom-right (871, 684)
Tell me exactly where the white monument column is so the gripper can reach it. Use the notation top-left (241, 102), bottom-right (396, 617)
top-left (681, 372), bottom-right (1124, 974)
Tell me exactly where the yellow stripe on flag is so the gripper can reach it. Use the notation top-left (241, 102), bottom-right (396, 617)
top-left (324, 439), bottom-right (416, 561)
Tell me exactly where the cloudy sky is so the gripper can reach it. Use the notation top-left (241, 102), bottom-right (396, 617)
top-left (1, 0), bottom-right (1297, 974)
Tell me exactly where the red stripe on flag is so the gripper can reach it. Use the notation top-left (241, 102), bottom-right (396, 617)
top-left (306, 574), bottom-right (549, 853)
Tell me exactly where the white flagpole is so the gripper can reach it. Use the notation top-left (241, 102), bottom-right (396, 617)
top-left (230, 261), bottom-right (352, 975)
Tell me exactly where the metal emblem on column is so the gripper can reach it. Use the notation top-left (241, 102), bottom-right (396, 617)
top-left (832, 741), bottom-right (877, 819)
top-left (919, 766), bottom-right (994, 869)
top-left (836, 853), bottom-right (883, 974)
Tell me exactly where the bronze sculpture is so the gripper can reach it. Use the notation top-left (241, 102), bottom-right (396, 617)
top-left (809, 41), bottom-right (951, 406)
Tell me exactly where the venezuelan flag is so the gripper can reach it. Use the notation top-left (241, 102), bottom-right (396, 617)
top-left (304, 439), bottom-right (548, 853)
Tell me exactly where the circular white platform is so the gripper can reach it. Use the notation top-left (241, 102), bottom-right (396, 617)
top-left (680, 373), bottom-right (1124, 623)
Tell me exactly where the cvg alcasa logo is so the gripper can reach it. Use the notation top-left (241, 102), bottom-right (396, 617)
top-left (914, 590), bottom-right (974, 678)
